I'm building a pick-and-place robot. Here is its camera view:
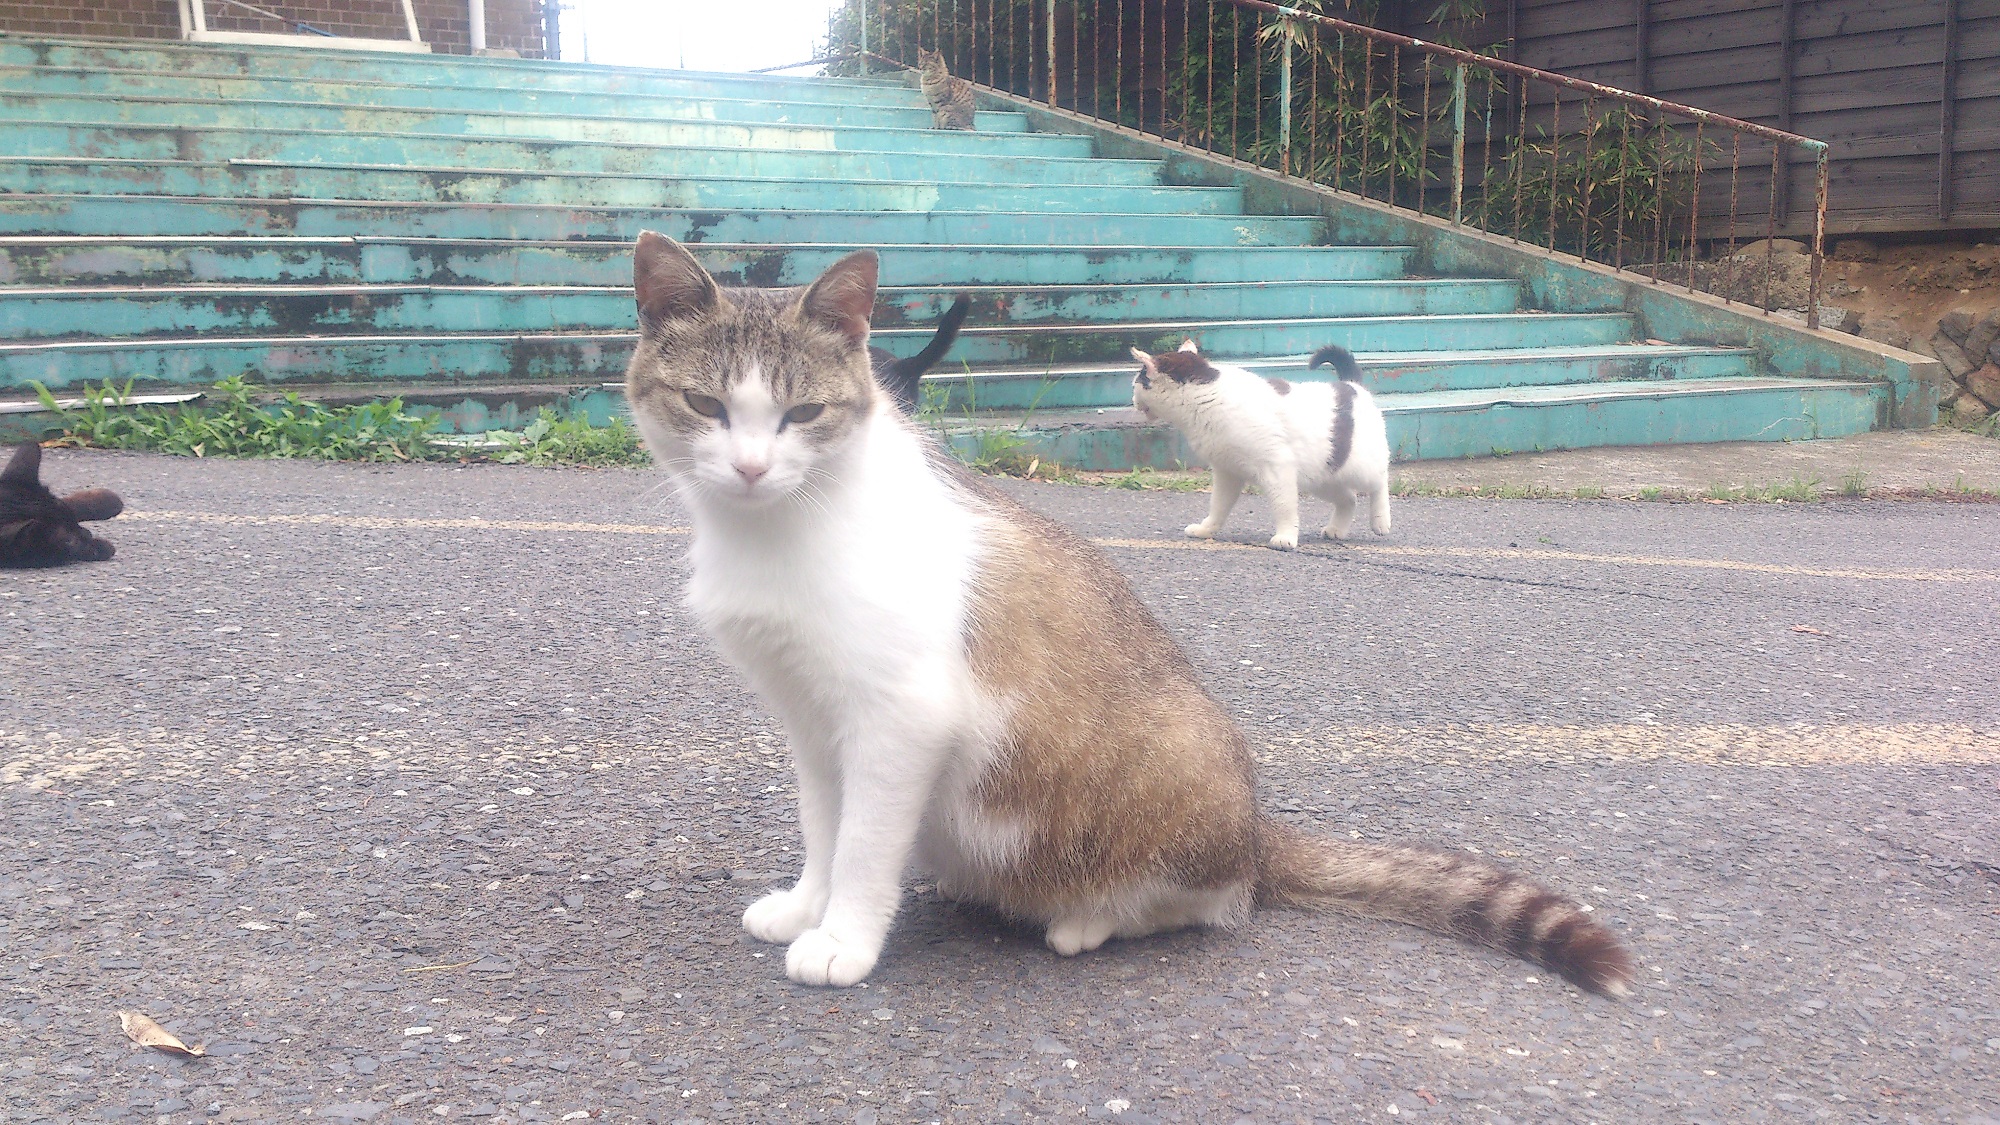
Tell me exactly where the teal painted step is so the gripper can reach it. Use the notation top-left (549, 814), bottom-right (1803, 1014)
top-left (0, 312), bottom-right (1634, 390)
top-left (937, 312), bottom-right (1635, 366)
top-left (0, 197), bottom-right (1328, 246)
top-left (0, 278), bottom-right (1520, 338)
top-left (0, 40), bottom-right (927, 102)
top-left (917, 344), bottom-right (1766, 410)
top-left (0, 126), bottom-right (1165, 181)
top-left (0, 332), bottom-right (637, 391)
top-left (0, 94), bottom-right (1079, 155)
top-left (0, 69), bottom-right (1008, 131)
top-left (0, 159), bottom-right (1240, 214)
top-left (949, 378), bottom-right (1892, 469)
top-left (0, 238), bottom-right (1403, 288)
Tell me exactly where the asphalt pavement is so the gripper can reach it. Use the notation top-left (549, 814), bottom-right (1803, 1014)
top-left (3, 448), bottom-right (1998, 1125)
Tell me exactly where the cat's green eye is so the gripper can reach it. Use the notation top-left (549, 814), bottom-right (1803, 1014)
top-left (684, 392), bottom-right (727, 422)
top-left (782, 403), bottom-right (826, 427)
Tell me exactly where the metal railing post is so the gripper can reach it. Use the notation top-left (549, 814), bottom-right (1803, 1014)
top-left (1808, 144), bottom-right (1827, 330)
top-left (1047, 0), bottom-right (1057, 107)
top-left (859, 0), bottom-right (870, 75)
top-left (1451, 62), bottom-right (1466, 225)
top-left (1279, 29), bottom-right (1293, 175)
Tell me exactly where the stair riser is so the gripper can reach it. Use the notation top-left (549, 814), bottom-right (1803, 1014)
top-left (0, 43), bottom-right (926, 102)
top-left (0, 241), bottom-right (1407, 288)
top-left (1362, 350), bottom-right (1760, 395)
top-left (0, 129), bottom-right (1162, 182)
top-left (1, 335), bottom-right (635, 392)
top-left (914, 351), bottom-right (1762, 410)
top-left (939, 316), bottom-right (1633, 366)
top-left (0, 315), bottom-right (1631, 389)
top-left (0, 198), bottom-right (1327, 246)
top-left (0, 97), bottom-right (1083, 156)
top-left (0, 281), bottom-right (1518, 338)
top-left (0, 161), bottom-right (1239, 214)
top-left (0, 74), bottom-right (999, 130)
top-left (955, 383), bottom-right (1891, 469)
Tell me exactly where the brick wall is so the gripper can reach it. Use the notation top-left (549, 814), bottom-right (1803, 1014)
top-left (0, 0), bottom-right (552, 56)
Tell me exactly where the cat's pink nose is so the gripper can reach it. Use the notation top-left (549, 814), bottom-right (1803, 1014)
top-left (734, 462), bottom-right (768, 485)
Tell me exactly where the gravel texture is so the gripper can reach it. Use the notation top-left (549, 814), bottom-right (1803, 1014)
top-left (3, 449), bottom-right (1998, 1125)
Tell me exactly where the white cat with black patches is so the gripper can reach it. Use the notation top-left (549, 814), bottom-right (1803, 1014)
top-left (621, 231), bottom-right (1631, 997)
top-left (1132, 340), bottom-right (1391, 549)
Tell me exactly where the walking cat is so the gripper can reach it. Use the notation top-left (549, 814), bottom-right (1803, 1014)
top-left (0, 442), bottom-right (123, 568)
top-left (621, 231), bottom-right (1631, 995)
top-left (871, 293), bottom-right (969, 411)
top-left (1133, 340), bottom-right (1391, 550)
top-left (917, 48), bottom-right (976, 130)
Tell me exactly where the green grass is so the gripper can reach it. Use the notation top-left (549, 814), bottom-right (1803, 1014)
top-left (1839, 469), bottom-right (1869, 498)
top-left (1768, 474), bottom-right (1822, 502)
top-left (919, 369), bottom-right (1075, 481)
top-left (36, 378), bottom-right (650, 467)
top-left (1100, 466), bottom-right (1210, 492)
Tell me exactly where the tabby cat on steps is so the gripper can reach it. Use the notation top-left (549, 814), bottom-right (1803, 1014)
top-left (917, 48), bottom-right (976, 130)
top-left (621, 230), bottom-right (1633, 996)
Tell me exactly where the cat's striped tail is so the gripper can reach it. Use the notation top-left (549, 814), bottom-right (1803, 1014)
top-left (1308, 344), bottom-right (1364, 382)
top-left (1254, 818), bottom-right (1634, 997)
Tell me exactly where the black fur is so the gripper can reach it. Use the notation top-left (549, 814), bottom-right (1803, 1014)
top-left (872, 294), bottom-right (971, 411)
top-left (1308, 344), bottom-right (1364, 382)
top-left (0, 443), bottom-right (123, 569)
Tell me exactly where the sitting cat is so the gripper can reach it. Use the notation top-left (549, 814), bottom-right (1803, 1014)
top-left (620, 230), bottom-right (1630, 996)
top-left (870, 293), bottom-right (970, 411)
top-left (917, 48), bottom-right (976, 130)
top-left (0, 442), bottom-right (123, 568)
top-left (1132, 340), bottom-right (1391, 550)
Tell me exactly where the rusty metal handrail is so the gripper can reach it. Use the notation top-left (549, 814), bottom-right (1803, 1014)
top-left (838, 0), bottom-right (1832, 329)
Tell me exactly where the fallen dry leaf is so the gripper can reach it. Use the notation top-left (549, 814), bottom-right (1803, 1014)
top-left (117, 1011), bottom-right (206, 1058)
top-left (1791, 624), bottom-right (1829, 636)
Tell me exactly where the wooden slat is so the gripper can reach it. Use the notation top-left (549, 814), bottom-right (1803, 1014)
top-left (1794, 0), bottom-right (1950, 40)
top-left (1791, 23), bottom-right (1948, 75)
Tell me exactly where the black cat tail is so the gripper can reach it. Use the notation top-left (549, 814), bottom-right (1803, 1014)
top-left (894, 295), bottom-right (970, 380)
top-left (882, 294), bottom-right (971, 408)
top-left (1309, 344), bottom-right (1363, 382)
top-left (3, 442), bottom-right (41, 483)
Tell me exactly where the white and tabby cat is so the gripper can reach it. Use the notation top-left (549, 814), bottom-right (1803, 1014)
top-left (916, 48), bottom-right (976, 130)
top-left (1133, 340), bottom-right (1392, 550)
top-left (622, 231), bottom-right (1632, 995)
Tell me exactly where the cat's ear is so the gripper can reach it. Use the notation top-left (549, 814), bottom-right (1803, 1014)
top-left (1129, 347), bottom-right (1157, 386)
top-left (1178, 338), bottom-right (1200, 353)
top-left (62, 488), bottom-right (123, 523)
top-left (633, 230), bottom-right (721, 329)
top-left (2, 443), bottom-right (41, 486)
top-left (798, 251), bottom-right (879, 349)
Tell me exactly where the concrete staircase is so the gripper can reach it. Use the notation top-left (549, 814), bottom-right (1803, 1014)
top-left (0, 35), bottom-right (1896, 465)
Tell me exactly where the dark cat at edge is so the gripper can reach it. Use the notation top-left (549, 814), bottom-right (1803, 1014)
top-left (0, 443), bottom-right (123, 568)
top-left (871, 294), bottom-right (970, 411)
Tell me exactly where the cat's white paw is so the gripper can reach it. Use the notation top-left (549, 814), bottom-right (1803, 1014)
top-left (1046, 914), bottom-right (1116, 957)
top-left (1267, 531), bottom-right (1298, 551)
top-left (1371, 513), bottom-right (1392, 535)
top-left (1321, 523), bottom-right (1350, 541)
top-left (1184, 522), bottom-right (1218, 539)
top-left (785, 927), bottom-right (879, 987)
top-left (743, 887), bottom-right (823, 945)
